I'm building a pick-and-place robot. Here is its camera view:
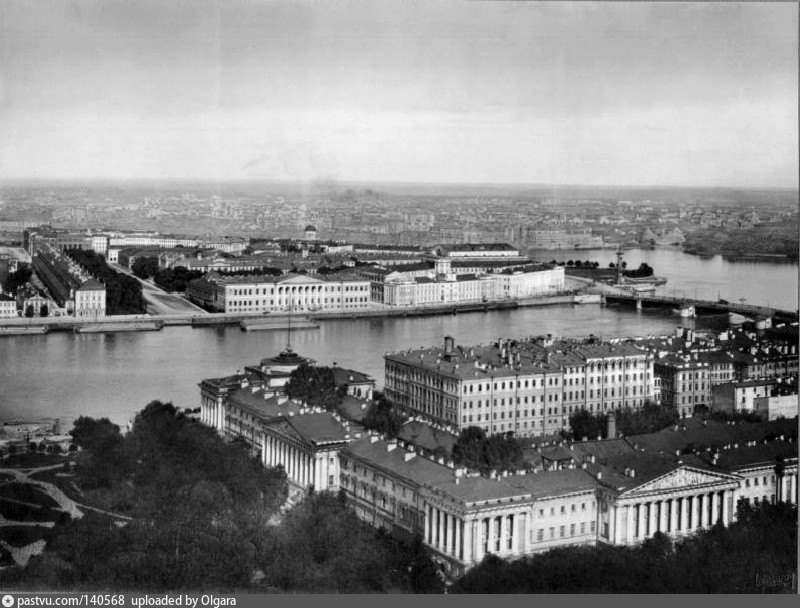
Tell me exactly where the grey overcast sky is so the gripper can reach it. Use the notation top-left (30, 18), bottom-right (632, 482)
top-left (0, 1), bottom-right (797, 187)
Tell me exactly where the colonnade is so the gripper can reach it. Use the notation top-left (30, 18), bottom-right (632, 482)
top-left (423, 504), bottom-right (522, 566)
top-left (201, 398), bottom-right (225, 431)
top-left (616, 489), bottom-right (731, 544)
top-left (262, 432), bottom-right (321, 488)
top-left (776, 473), bottom-right (799, 504)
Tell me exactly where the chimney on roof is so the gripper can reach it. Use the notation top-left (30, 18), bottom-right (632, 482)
top-left (596, 471), bottom-right (602, 480)
top-left (607, 411), bottom-right (616, 439)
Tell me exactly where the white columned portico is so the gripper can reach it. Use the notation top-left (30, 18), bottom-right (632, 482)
top-left (455, 517), bottom-right (462, 559)
top-left (446, 512), bottom-right (454, 555)
top-left (438, 508), bottom-right (445, 550)
top-left (637, 503), bottom-right (646, 539)
top-left (721, 490), bottom-right (729, 524)
top-left (462, 519), bottom-right (473, 563)
top-left (711, 492), bottom-right (719, 524)
top-left (648, 501), bottom-right (657, 537)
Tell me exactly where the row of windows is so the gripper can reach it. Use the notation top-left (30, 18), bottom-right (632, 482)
top-left (227, 297), bottom-right (368, 307)
top-left (229, 284), bottom-right (369, 296)
top-left (461, 401), bottom-right (645, 427)
top-left (537, 501), bottom-right (595, 517)
top-left (535, 521), bottom-right (595, 541)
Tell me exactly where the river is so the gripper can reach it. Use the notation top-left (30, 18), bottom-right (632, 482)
top-left (0, 249), bottom-right (796, 428)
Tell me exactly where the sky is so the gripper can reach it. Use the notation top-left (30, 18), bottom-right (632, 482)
top-left (0, 1), bottom-right (797, 187)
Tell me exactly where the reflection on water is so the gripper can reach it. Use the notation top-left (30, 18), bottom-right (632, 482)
top-left (0, 305), bottom-right (725, 428)
top-left (0, 250), bottom-right (795, 428)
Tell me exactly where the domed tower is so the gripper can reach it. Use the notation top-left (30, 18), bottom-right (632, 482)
top-left (304, 225), bottom-right (318, 241)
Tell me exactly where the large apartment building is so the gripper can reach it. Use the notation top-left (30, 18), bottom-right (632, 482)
top-left (384, 336), bottom-right (655, 437)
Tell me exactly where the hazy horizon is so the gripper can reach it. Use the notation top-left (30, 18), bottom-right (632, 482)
top-left (1, 1), bottom-right (797, 187)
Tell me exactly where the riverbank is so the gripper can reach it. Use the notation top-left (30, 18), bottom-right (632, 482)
top-left (0, 294), bottom-right (600, 335)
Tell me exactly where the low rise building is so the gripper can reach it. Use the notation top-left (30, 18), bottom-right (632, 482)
top-left (712, 380), bottom-right (775, 415)
top-left (754, 394), bottom-right (798, 421)
top-left (0, 294), bottom-right (17, 318)
top-left (186, 272), bottom-right (372, 314)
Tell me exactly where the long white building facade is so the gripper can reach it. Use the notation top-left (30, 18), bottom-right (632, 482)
top-left (187, 272), bottom-right (372, 313)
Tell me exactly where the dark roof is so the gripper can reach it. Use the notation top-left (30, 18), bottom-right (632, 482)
top-left (397, 420), bottom-right (458, 454)
top-left (331, 367), bottom-right (374, 386)
top-left (287, 412), bottom-right (349, 445)
top-left (304, 225), bottom-right (317, 232)
top-left (433, 468), bottom-right (598, 504)
top-left (627, 417), bottom-right (798, 457)
top-left (227, 389), bottom-right (303, 420)
top-left (77, 279), bottom-right (104, 291)
top-left (344, 437), bottom-right (455, 488)
top-left (695, 439), bottom-right (798, 470)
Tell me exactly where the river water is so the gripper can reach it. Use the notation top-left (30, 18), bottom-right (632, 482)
top-left (0, 249), bottom-right (796, 428)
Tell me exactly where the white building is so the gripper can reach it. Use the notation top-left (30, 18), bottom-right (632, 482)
top-left (74, 280), bottom-right (106, 317)
top-left (0, 294), bottom-right (17, 318)
top-left (186, 272), bottom-right (372, 314)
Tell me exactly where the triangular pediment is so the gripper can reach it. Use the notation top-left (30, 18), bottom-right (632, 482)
top-left (624, 467), bottom-right (737, 496)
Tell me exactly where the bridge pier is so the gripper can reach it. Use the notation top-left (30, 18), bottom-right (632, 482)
top-left (636, 299), bottom-right (642, 311)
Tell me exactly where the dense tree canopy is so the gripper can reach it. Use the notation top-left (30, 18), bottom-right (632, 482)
top-left (153, 266), bottom-right (204, 292)
top-left (2, 263), bottom-right (32, 295)
top-left (261, 492), bottom-right (444, 593)
top-left (16, 401), bottom-right (288, 591)
top-left (65, 249), bottom-right (145, 315)
top-left (452, 427), bottom-right (525, 473)
top-left (284, 364), bottom-right (341, 411)
top-left (362, 397), bottom-right (405, 437)
top-left (451, 500), bottom-right (797, 593)
top-left (131, 257), bottom-right (160, 280)
top-left (623, 262), bottom-right (654, 278)
top-left (565, 401), bottom-right (679, 440)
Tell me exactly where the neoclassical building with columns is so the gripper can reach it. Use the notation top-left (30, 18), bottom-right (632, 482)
top-left (261, 411), bottom-right (350, 492)
top-left (338, 429), bottom-right (797, 576)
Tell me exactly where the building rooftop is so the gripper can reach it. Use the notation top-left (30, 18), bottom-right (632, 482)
top-left (397, 420), bottom-right (458, 455)
top-left (227, 388), bottom-right (304, 420)
top-left (627, 417), bottom-right (797, 457)
top-left (285, 412), bottom-right (349, 445)
top-left (432, 468), bottom-right (598, 505)
top-left (331, 367), bottom-right (374, 387)
top-left (344, 436), bottom-right (455, 488)
top-left (433, 243), bottom-right (518, 253)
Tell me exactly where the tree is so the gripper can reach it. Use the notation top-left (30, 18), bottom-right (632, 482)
top-left (362, 398), bottom-right (404, 437)
top-left (131, 257), bottom-right (160, 280)
top-left (284, 364), bottom-right (340, 411)
top-left (24, 304), bottom-right (34, 318)
top-left (40, 303), bottom-right (49, 317)
top-left (452, 427), bottom-right (524, 473)
top-left (1, 263), bottom-right (32, 296)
